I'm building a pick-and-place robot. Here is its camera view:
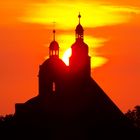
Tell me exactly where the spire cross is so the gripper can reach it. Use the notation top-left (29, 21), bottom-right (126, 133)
top-left (78, 13), bottom-right (81, 24)
top-left (53, 21), bottom-right (56, 41)
top-left (53, 29), bottom-right (56, 41)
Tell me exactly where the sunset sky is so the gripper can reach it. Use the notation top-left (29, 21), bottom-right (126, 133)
top-left (0, 0), bottom-right (140, 115)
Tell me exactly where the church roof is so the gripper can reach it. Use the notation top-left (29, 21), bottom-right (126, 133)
top-left (41, 57), bottom-right (66, 70)
top-left (40, 57), bottom-right (67, 78)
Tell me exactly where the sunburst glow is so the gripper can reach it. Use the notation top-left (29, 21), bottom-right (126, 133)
top-left (62, 48), bottom-right (71, 66)
top-left (62, 48), bottom-right (108, 68)
top-left (59, 34), bottom-right (108, 67)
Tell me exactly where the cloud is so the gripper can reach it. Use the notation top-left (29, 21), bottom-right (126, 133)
top-left (20, 1), bottom-right (140, 29)
top-left (93, 0), bottom-right (140, 7)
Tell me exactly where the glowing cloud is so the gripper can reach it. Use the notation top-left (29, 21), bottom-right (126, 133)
top-left (91, 56), bottom-right (108, 69)
top-left (20, 2), bottom-right (140, 28)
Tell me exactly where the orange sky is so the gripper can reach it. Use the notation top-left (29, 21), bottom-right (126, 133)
top-left (0, 0), bottom-right (140, 115)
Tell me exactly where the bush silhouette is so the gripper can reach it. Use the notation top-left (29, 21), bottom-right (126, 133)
top-left (125, 105), bottom-right (140, 128)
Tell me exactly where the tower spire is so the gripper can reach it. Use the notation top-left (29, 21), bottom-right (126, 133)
top-left (75, 13), bottom-right (84, 40)
top-left (53, 29), bottom-right (56, 41)
top-left (78, 12), bottom-right (81, 24)
top-left (49, 22), bottom-right (59, 58)
top-left (52, 21), bottom-right (56, 41)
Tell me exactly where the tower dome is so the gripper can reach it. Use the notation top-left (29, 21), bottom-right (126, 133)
top-left (76, 24), bottom-right (84, 34)
top-left (49, 40), bottom-right (59, 50)
top-left (49, 30), bottom-right (59, 57)
top-left (69, 13), bottom-right (91, 80)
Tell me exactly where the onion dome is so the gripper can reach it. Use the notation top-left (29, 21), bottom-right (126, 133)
top-left (49, 40), bottom-right (59, 50)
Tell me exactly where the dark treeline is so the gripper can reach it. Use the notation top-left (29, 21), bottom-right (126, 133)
top-left (125, 105), bottom-right (140, 129)
top-left (1, 105), bottom-right (140, 128)
top-left (0, 106), bottom-right (140, 140)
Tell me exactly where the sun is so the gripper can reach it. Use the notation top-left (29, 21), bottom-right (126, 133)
top-left (62, 48), bottom-right (108, 68)
top-left (62, 48), bottom-right (72, 66)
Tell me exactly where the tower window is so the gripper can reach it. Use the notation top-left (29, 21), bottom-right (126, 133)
top-left (53, 51), bottom-right (55, 55)
top-left (52, 82), bottom-right (56, 92)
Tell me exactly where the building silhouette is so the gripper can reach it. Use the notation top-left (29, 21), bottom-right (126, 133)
top-left (14, 14), bottom-right (132, 139)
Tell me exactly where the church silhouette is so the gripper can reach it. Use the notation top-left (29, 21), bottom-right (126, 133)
top-left (14, 14), bottom-right (132, 139)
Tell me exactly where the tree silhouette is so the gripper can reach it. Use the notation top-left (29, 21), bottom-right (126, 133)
top-left (125, 105), bottom-right (140, 128)
top-left (0, 114), bottom-right (14, 129)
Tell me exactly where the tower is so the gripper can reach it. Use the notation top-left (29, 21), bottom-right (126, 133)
top-left (38, 30), bottom-right (67, 97)
top-left (69, 13), bottom-right (91, 81)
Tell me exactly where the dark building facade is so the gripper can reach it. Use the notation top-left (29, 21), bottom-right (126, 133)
top-left (14, 14), bottom-right (132, 139)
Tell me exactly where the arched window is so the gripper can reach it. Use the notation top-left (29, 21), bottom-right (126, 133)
top-left (52, 82), bottom-right (56, 92)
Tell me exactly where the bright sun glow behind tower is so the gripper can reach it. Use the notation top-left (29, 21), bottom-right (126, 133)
top-left (62, 48), bottom-right (108, 68)
top-left (59, 34), bottom-right (108, 68)
top-left (62, 48), bottom-right (71, 66)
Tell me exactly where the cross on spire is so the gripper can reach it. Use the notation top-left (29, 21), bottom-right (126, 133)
top-left (53, 29), bottom-right (56, 41)
top-left (53, 21), bottom-right (56, 41)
